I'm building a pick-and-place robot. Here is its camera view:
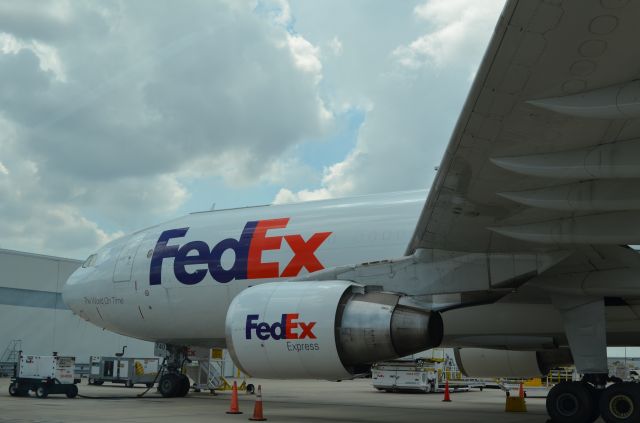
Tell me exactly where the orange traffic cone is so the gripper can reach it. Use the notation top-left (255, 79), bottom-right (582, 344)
top-left (442, 379), bottom-right (452, 402)
top-left (505, 382), bottom-right (527, 412)
top-left (518, 382), bottom-right (525, 399)
top-left (226, 381), bottom-right (243, 414)
top-left (249, 385), bottom-right (267, 421)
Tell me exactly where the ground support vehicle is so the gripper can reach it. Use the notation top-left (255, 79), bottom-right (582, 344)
top-left (372, 359), bottom-right (485, 393)
top-left (88, 356), bottom-right (159, 388)
top-left (8, 353), bottom-right (79, 398)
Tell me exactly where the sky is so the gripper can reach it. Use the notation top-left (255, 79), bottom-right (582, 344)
top-left (0, 0), bottom-right (508, 259)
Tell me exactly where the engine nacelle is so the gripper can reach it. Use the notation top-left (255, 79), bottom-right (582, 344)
top-left (225, 281), bottom-right (443, 379)
top-left (454, 348), bottom-right (573, 378)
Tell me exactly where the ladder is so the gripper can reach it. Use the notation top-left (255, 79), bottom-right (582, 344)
top-left (207, 359), bottom-right (224, 389)
top-left (0, 339), bottom-right (21, 376)
top-left (0, 339), bottom-right (21, 363)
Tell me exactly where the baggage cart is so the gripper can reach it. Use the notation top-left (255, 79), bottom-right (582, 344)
top-left (88, 356), bottom-right (159, 388)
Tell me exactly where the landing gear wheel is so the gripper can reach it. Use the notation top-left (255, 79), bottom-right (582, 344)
top-left (93, 380), bottom-right (104, 386)
top-left (546, 381), bottom-right (594, 423)
top-left (246, 384), bottom-right (255, 395)
top-left (35, 385), bottom-right (49, 399)
top-left (585, 383), bottom-right (603, 423)
top-left (66, 385), bottom-right (79, 398)
top-left (159, 373), bottom-right (180, 398)
top-left (599, 382), bottom-right (640, 422)
top-left (176, 375), bottom-right (190, 397)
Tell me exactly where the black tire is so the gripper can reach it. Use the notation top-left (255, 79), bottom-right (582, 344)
top-left (599, 382), bottom-right (640, 423)
top-left (176, 375), bottom-right (190, 397)
top-left (66, 385), bottom-right (79, 399)
top-left (584, 383), bottom-right (603, 423)
top-left (158, 373), bottom-right (180, 398)
top-left (93, 380), bottom-right (104, 386)
top-left (35, 385), bottom-right (49, 399)
top-left (88, 378), bottom-right (94, 385)
top-left (246, 384), bottom-right (255, 395)
top-left (8, 382), bottom-right (18, 397)
top-left (546, 381), bottom-right (594, 423)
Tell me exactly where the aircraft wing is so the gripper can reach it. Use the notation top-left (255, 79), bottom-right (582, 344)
top-left (407, 0), bottom-right (640, 256)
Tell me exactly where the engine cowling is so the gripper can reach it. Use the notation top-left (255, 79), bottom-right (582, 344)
top-left (225, 280), bottom-right (443, 379)
top-left (454, 348), bottom-right (573, 378)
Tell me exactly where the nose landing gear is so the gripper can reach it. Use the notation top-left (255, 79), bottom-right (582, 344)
top-left (155, 343), bottom-right (192, 398)
top-left (158, 373), bottom-right (190, 398)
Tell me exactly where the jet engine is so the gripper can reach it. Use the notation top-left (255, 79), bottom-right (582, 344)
top-left (454, 348), bottom-right (573, 378)
top-left (225, 281), bottom-right (443, 379)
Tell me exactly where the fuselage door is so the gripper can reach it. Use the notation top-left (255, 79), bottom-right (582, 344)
top-left (113, 233), bottom-right (145, 282)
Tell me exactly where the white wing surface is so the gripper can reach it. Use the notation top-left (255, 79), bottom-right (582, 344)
top-left (408, 0), bottom-right (640, 256)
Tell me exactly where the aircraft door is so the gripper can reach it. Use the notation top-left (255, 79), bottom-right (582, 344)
top-left (113, 233), bottom-right (145, 282)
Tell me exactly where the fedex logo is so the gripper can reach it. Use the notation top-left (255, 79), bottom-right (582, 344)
top-left (245, 313), bottom-right (317, 340)
top-left (149, 218), bottom-right (331, 285)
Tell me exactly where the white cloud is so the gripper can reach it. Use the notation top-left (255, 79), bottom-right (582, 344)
top-left (0, 115), bottom-right (122, 257)
top-left (0, 0), bottom-right (508, 259)
top-left (393, 0), bottom-right (505, 69)
top-left (274, 187), bottom-right (331, 204)
top-left (273, 154), bottom-right (356, 204)
top-left (0, 0), bottom-right (330, 257)
top-left (278, 0), bottom-right (505, 203)
top-left (287, 33), bottom-right (323, 78)
top-left (0, 32), bottom-right (66, 81)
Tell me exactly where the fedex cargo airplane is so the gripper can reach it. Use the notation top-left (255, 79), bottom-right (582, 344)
top-left (62, 1), bottom-right (640, 422)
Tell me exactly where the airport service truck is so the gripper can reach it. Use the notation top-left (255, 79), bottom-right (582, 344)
top-left (8, 353), bottom-right (79, 398)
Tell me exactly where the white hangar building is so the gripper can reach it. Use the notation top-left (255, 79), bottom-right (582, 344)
top-left (0, 248), bottom-right (154, 365)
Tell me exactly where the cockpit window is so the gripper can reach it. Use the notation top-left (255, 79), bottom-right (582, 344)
top-left (82, 254), bottom-right (97, 268)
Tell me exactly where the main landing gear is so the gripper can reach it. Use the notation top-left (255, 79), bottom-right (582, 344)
top-left (156, 344), bottom-right (191, 398)
top-left (547, 295), bottom-right (640, 422)
top-left (546, 375), bottom-right (640, 423)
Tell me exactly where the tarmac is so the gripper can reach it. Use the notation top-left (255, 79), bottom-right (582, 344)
top-left (1, 377), bottom-right (564, 423)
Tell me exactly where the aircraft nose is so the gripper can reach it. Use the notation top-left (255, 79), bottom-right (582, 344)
top-left (62, 267), bottom-right (86, 314)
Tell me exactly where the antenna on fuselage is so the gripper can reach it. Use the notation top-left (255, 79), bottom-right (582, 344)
top-left (210, 203), bottom-right (216, 211)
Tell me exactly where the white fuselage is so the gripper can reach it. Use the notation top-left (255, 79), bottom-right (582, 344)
top-left (63, 190), bottom-right (640, 349)
top-left (63, 191), bottom-right (424, 346)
